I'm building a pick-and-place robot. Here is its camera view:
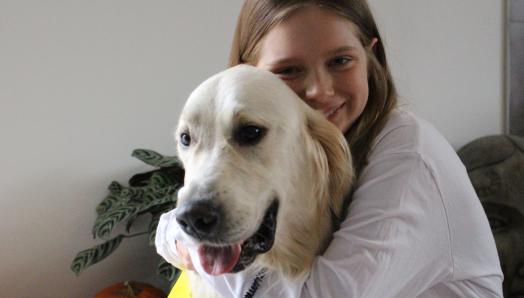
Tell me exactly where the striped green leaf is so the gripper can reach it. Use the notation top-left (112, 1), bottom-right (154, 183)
top-left (132, 149), bottom-right (182, 168)
top-left (71, 235), bottom-right (124, 275)
top-left (157, 259), bottom-right (181, 282)
top-left (92, 204), bottom-right (140, 239)
top-left (119, 186), bottom-right (146, 202)
top-left (108, 181), bottom-right (123, 195)
top-left (148, 213), bottom-right (162, 246)
top-left (139, 188), bottom-right (178, 213)
top-left (149, 172), bottom-right (174, 189)
top-left (125, 213), bottom-right (139, 233)
top-left (95, 195), bottom-right (119, 215)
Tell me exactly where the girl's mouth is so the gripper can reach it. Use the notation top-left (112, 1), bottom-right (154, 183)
top-left (325, 102), bottom-right (346, 121)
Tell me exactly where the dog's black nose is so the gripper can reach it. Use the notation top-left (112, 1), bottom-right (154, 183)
top-left (176, 200), bottom-right (222, 239)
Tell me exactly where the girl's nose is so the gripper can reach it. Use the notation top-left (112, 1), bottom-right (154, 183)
top-left (304, 70), bottom-right (335, 109)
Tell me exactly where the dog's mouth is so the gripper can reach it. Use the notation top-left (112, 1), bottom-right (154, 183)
top-left (197, 200), bottom-right (279, 276)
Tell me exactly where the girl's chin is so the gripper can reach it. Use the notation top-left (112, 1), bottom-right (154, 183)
top-left (329, 107), bottom-right (353, 132)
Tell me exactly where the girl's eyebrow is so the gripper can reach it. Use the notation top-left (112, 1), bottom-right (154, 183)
top-left (327, 46), bottom-right (358, 55)
top-left (265, 57), bottom-right (301, 67)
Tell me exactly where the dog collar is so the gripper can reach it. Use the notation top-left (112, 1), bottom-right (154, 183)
top-left (243, 269), bottom-right (266, 298)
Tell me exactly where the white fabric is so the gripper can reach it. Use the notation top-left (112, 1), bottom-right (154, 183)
top-left (156, 109), bottom-right (503, 298)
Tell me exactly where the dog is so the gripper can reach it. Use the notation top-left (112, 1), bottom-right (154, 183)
top-left (161, 65), bottom-right (353, 297)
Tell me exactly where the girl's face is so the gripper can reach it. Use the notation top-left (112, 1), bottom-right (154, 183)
top-left (256, 7), bottom-right (374, 133)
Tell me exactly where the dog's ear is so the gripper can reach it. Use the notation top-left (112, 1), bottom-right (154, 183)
top-left (306, 110), bottom-right (354, 220)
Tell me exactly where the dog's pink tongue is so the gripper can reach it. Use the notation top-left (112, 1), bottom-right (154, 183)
top-left (198, 244), bottom-right (241, 276)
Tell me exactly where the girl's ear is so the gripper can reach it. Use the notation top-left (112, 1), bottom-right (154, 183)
top-left (368, 37), bottom-right (378, 51)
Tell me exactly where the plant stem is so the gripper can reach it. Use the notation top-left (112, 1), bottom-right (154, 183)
top-left (124, 231), bottom-right (149, 238)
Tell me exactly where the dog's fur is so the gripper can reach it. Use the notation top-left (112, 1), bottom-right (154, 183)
top-left (174, 65), bottom-right (354, 296)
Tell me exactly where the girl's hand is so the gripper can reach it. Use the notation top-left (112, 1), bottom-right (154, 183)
top-left (176, 240), bottom-right (195, 271)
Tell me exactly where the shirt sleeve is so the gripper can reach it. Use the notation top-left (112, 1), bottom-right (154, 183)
top-left (297, 152), bottom-right (453, 298)
top-left (155, 208), bottom-right (187, 270)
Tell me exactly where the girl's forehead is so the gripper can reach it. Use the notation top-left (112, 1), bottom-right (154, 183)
top-left (278, 6), bottom-right (359, 38)
top-left (257, 7), bottom-right (363, 62)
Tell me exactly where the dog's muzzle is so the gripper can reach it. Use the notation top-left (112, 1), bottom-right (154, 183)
top-left (175, 199), bottom-right (279, 275)
top-left (175, 199), bottom-right (222, 240)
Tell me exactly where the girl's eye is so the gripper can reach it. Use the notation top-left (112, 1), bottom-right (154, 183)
top-left (274, 66), bottom-right (302, 79)
top-left (328, 56), bottom-right (351, 67)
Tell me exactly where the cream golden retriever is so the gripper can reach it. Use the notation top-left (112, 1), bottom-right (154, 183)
top-left (167, 65), bottom-right (353, 297)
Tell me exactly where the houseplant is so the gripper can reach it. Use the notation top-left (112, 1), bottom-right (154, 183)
top-left (70, 149), bottom-right (184, 284)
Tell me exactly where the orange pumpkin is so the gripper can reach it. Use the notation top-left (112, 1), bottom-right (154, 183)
top-left (95, 281), bottom-right (166, 298)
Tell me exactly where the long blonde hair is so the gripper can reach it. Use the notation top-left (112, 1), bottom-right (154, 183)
top-left (229, 0), bottom-right (397, 174)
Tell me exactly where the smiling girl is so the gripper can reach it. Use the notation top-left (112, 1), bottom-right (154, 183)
top-left (158, 1), bottom-right (504, 297)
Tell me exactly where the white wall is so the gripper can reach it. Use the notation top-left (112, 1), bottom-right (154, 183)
top-left (0, 1), bottom-right (503, 297)
top-left (370, 0), bottom-right (505, 148)
top-left (0, 1), bottom-right (243, 297)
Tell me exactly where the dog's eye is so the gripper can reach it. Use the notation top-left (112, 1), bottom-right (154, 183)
top-left (234, 125), bottom-right (266, 146)
top-left (180, 132), bottom-right (191, 147)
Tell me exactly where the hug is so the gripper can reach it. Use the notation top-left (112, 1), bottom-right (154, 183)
top-left (155, 0), bottom-right (504, 297)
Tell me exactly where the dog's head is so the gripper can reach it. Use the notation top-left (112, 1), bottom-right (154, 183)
top-left (174, 65), bottom-right (353, 277)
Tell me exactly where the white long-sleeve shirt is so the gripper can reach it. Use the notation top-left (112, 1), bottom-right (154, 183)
top-left (156, 110), bottom-right (503, 297)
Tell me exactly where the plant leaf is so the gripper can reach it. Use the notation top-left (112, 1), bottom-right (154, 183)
top-left (157, 259), bottom-right (181, 282)
top-left (139, 189), bottom-right (178, 213)
top-left (118, 186), bottom-right (146, 202)
top-left (132, 149), bottom-right (182, 168)
top-left (149, 172), bottom-right (174, 189)
top-left (108, 181), bottom-right (123, 195)
top-left (92, 204), bottom-right (140, 239)
top-left (71, 235), bottom-right (124, 276)
top-left (129, 170), bottom-right (156, 187)
top-left (95, 195), bottom-right (119, 215)
top-left (148, 213), bottom-right (162, 246)
top-left (125, 213), bottom-right (139, 233)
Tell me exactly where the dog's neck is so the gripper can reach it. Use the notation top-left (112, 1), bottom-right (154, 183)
top-left (254, 117), bottom-right (353, 279)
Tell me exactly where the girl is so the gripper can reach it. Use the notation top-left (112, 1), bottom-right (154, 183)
top-left (158, 0), bottom-right (503, 296)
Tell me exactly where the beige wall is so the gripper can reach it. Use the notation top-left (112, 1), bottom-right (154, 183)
top-left (0, 1), bottom-right (243, 297)
top-left (371, 0), bottom-right (504, 148)
top-left (0, 1), bottom-right (503, 297)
